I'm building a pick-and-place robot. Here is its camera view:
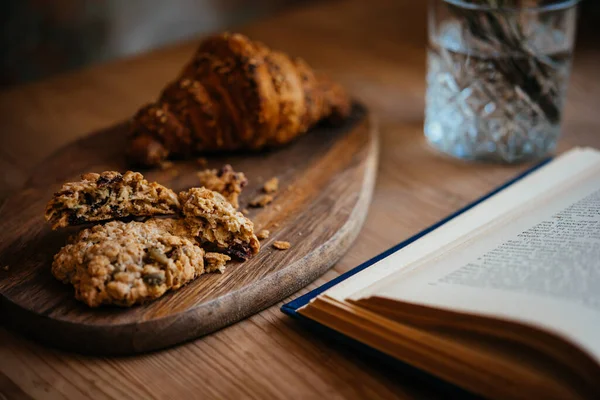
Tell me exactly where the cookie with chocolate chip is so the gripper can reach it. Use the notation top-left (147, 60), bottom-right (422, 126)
top-left (177, 187), bottom-right (260, 260)
top-left (45, 171), bottom-right (180, 229)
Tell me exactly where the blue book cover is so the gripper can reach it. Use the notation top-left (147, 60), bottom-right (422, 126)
top-left (281, 159), bottom-right (552, 398)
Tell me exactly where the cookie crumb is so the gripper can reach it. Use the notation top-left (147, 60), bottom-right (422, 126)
top-left (159, 161), bottom-right (174, 170)
top-left (249, 194), bottom-right (273, 208)
top-left (273, 241), bottom-right (291, 250)
top-left (273, 204), bottom-right (282, 212)
top-left (272, 222), bottom-right (280, 228)
top-left (204, 252), bottom-right (231, 274)
top-left (241, 208), bottom-right (250, 215)
top-left (2, 265), bottom-right (9, 271)
top-left (263, 177), bottom-right (279, 194)
top-left (257, 229), bottom-right (270, 240)
top-left (196, 157), bottom-right (208, 168)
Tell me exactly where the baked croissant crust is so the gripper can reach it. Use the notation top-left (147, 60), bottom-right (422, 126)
top-left (127, 32), bottom-right (351, 166)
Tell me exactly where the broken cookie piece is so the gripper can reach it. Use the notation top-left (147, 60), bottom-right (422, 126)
top-left (249, 194), bottom-right (274, 208)
top-left (52, 220), bottom-right (205, 307)
top-left (257, 229), bottom-right (270, 240)
top-left (197, 164), bottom-right (247, 208)
top-left (204, 252), bottom-right (231, 273)
top-left (263, 177), bottom-right (279, 194)
top-left (45, 171), bottom-right (180, 229)
top-left (272, 240), bottom-right (291, 250)
top-left (178, 188), bottom-right (260, 260)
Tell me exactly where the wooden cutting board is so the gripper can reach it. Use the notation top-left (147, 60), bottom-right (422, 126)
top-left (0, 103), bottom-right (377, 355)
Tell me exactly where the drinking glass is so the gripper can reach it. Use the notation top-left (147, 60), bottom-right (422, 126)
top-left (424, 0), bottom-right (580, 163)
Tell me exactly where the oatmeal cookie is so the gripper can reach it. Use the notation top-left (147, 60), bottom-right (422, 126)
top-left (197, 164), bottom-right (247, 208)
top-left (178, 188), bottom-right (260, 260)
top-left (45, 171), bottom-right (180, 229)
top-left (52, 220), bottom-right (205, 307)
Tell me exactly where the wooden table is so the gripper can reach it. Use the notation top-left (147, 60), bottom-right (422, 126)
top-left (1, 1), bottom-right (599, 398)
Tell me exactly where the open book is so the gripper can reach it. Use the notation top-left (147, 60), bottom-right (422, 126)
top-left (283, 148), bottom-right (600, 399)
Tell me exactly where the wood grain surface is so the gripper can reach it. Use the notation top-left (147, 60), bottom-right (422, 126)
top-left (0, 104), bottom-right (377, 355)
top-left (1, 0), bottom-right (600, 398)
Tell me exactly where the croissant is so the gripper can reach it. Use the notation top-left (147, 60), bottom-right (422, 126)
top-left (127, 32), bottom-right (351, 166)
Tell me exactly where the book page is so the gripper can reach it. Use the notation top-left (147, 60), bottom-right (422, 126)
top-left (326, 148), bottom-right (600, 301)
top-left (360, 167), bottom-right (600, 361)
